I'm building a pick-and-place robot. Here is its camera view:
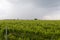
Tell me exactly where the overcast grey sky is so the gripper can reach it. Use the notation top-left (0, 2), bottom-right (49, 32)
top-left (0, 0), bottom-right (60, 20)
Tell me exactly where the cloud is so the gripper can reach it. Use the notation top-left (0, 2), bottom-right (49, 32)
top-left (42, 10), bottom-right (60, 20)
top-left (0, 0), bottom-right (60, 20)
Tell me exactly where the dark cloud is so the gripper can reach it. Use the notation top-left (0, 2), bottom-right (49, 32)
top-left (34, 0), bottom-right (60, 8)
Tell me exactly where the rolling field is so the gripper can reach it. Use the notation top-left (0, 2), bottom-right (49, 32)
top-left (0, 20), bottom-right (60, 40)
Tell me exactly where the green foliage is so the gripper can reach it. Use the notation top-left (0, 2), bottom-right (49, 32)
top-left (0, 20), bottom-right (60, 40)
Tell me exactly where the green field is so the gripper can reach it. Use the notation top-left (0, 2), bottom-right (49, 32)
top-left (0, 20), bottom-right (60, 40)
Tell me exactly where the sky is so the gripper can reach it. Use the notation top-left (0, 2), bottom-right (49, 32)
top-left (0, 0), bottom-right (60, 20)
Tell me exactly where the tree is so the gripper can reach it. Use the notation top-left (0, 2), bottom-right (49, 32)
top-left (34, 18), bottom-right (38, 20)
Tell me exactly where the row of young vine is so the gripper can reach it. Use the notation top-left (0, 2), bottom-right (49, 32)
top-left (0, 20), bottom-right (60, 40)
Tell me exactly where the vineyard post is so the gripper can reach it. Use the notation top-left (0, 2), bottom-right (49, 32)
top-left (6, 26), bottom-right (7, 40)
